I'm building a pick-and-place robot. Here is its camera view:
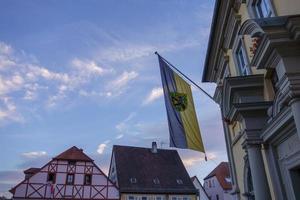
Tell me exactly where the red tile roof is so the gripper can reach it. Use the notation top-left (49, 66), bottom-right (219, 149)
top-left (53, 146), bottom-right (93, 161)
top-left (204, 162), bottom-right (232, 190)
top-left (112, 145), bottom-right (197, 194)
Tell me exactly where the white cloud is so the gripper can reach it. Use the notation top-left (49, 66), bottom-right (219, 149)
top-left (71, 58), bottom-right (113, 76)
top-left (182, 152), bottom-right (217, 167)
top-left (96, 39), bottom-right (202, 63)
top-left (115, 112), bottom-right (136, 132)
top-left (97, 144), bottom-right (107, 155)
top-left (22, 151), bottom-right (47, 158)
top-left (0, 97), bottom-right (24, 124)
top-left (143, 87), bottom-right (163, 105)
top-left (106, 71), bottom-right (138, 97)
top-left (0, 42), bottom-right (13, 56)
top-left (115, 134), bottom-right (124, 139)
top-left (108, 71), bottom-right (138, 90)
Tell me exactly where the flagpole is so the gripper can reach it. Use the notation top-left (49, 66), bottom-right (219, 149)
top-left (154, 52), bottom-right (215, 102)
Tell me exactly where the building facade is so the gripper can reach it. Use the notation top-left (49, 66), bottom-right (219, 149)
top-left (108, 142), bottom-right (198, 200)
top-left (203, 162), bottom-right (232, 200)
top-left (10, 146), bottom-right (119, 200)
top-left (191, 176), bottom-right (209, 200)
top-left (202, 0), bottom-right (300, 200)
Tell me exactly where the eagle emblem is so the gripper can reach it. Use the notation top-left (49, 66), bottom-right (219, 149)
top-left (170, 92), bottom-right (188, 112)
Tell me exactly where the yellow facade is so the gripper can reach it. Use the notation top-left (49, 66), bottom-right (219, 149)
top-left (217, 1), bottom-right (300, 199)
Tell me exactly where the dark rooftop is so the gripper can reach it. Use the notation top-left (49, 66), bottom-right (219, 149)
top-left (112, 145), bottom-right (198, 194)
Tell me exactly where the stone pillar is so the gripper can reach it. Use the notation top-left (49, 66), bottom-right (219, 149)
top-left (245, 143), bottom-right (271, 200)
top-left (290, 98), bottom-right (300, 139)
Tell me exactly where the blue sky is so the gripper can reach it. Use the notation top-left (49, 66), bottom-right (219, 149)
top-left (0, 0), bottom-right (226, 197)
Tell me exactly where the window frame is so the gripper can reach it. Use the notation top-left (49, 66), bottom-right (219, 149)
top-left (247, 0), bottom-right (275, 19)
top-left (255, 0), bottom-right (273, 18)
top-left (47, 173), bottom-right (56, 184)
top-left (66, 173), bottom-right (75, 185)
top-left (84, 174), bottom-right (92, 185)
top-left (127, 196), bottom-right (135, 200)
top-left (176, 179), bottom-right (183, 185)
top-left (235, 40), bottom-right (251, 76)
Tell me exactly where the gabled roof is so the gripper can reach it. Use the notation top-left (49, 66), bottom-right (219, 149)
top-left (204, 162), bottom-right (232, 190)
top-left (190, 176), bottom-right (209, 199)
top-left (53, 146), bottom-right (93, 162)
top-left (112, 145), bottom-right (197, 194)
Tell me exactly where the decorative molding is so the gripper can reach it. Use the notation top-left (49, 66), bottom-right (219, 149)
top-left (222, 74), bottom-right (265, 117)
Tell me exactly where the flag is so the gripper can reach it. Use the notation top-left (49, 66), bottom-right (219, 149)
top-left (158, 56), bottom-right (205, 153)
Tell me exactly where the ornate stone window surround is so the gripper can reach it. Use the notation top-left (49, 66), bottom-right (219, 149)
top-left (247, 0), bottom-right (276, 19)
top-left (232, 36), bottom-right (252, 76)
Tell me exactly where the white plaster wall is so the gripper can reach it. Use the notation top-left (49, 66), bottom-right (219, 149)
top-left (75, 174), bottom-right (84, 184)
top-left (204, 176), bottom-right (223, 200)
top-left (56, 173), bottom-right (66, 184)
top-left (192, 179), bottom-right (209, 200)
top-left (12, 159), bottom-right (119, 199)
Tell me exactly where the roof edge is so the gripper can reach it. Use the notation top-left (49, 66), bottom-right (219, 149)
top-left (202, 0), bottom-right (221, 82)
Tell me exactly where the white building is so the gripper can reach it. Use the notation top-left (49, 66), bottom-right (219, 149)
top-left (203, 162), bottom-right (232, 200)
top-left (10, 146), bottom-right (119, 200)
top-left (191, 176), bottom-right (209, 200)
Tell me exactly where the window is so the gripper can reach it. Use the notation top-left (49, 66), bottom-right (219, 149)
top-left (156, 196), bottom-right (163, 200)
top-left (236, 42), bottom-right (250, 76)
top-left (68, 160), bottom-right (76, 165)
top-left (47, 173), bottom-right (56, 183)
top-left (66, 174), bottom-right (74, 185)
top-left (84, 174), bottom-right (92, 185)
top-left (225, 177), bottom-right (232, 183)
top-left (176, 179), bottom-right (183, 184)
top-left (153, 178), bottom-right (160, 184)
top-left (216, 195), bottom-right (219, 200)
top-left (128, 196), bottom-right (134, 200)
top-left (255, 0), bottom-right (273, 18)
top-left (172, 197), bottom-right (177, 200)
top-left (130, 178), bottom-right (137, 183)
top-left (209, 180), bottom-right (211, 188)
top-left (141, 197), bottom-right (147, 200)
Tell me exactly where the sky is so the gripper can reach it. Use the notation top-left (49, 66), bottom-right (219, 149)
top-left (0, 0), bottom-right (226, 197)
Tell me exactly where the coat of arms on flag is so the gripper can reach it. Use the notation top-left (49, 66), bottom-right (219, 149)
top-left (170, 92), bottom-right (187, 111)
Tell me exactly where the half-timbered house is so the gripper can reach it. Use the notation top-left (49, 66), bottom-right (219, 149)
top-left (10, 146), bottom-right (119, 200)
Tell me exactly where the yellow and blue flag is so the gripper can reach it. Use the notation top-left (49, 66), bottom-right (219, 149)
top-left (158, 56), bottom-right (205, 153)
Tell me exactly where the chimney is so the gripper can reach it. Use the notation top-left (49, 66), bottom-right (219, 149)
top-left (151, 142), bottom-right (158, 153)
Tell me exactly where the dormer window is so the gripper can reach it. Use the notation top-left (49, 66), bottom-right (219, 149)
top-left (254, 0), bottom-right (273, 18)
top-left (236, 42), bottom-right (250, 76)
top-left (68, 161), bottom-right (76, 165)
top-left (225, 177), bottom-right (232, 183)
top-left (176, 179), bottom-right (183, 184)
top-left (153, 178), bottom-right (160, 184)
top-left (130, 177), bottom-right (137, 183)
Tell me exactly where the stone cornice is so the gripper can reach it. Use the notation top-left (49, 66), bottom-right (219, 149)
top-left (222, 74), bottom-right (265, 117)
top-left (261, 107), bottom-right (293, 143)
top-left (229, 101), bottom-right (272, 121)
top-left (203, 0), bottom-right (236, 83)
